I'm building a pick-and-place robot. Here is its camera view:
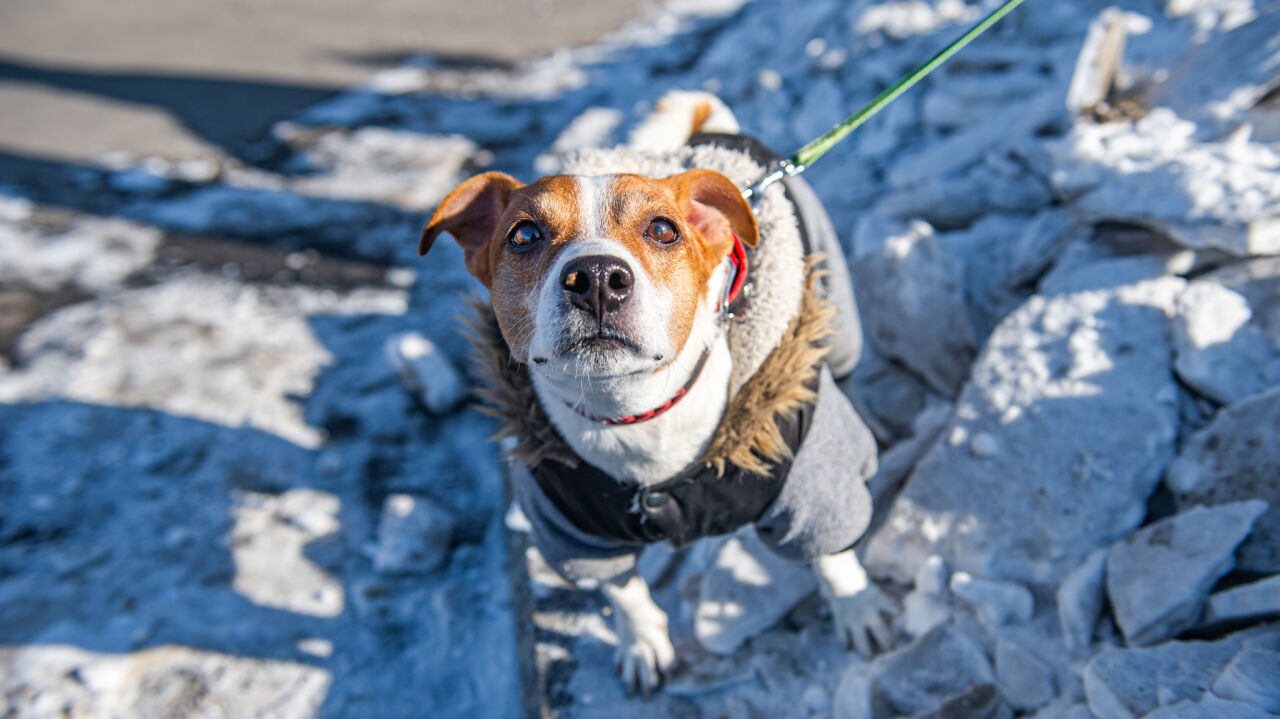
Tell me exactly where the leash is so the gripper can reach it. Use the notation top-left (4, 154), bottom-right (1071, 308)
top-left (741, 0), bottom-right (1027, 203)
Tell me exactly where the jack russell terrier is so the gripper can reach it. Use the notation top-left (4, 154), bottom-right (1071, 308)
top-left (419, 91), bottom-right (890, 696)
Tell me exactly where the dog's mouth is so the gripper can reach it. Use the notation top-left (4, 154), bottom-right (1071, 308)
top-left (559, 331), bottom-right (641, 357)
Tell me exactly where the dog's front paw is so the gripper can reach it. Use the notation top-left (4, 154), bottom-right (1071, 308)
top-left (813, 549), bottom-right (897, 658)
top-left (603, 574), bottom-right (676, 697)
top-left (826, 583), bottom-right (896, 658)
top-left (612, 611), bottom-right (676, 697)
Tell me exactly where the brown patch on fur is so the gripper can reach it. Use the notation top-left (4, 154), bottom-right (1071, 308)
top-left (487, 175), bottom-right (582, 362)
top-left (465, 257), bottom-right (835, 477)
top-left (690, 100), bottom-right (714, 136)
top-left (604, 171), bottom-right (759, 355)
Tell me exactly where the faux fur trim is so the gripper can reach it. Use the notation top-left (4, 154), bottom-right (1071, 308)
top-left (701, 256), bottom-right (834, 476)
top-left (460, 294), bottom-right (578, 469)
top-left (463, 258), bottom-right (834, 477)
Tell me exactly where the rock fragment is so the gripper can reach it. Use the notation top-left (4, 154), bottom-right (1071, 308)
top-left (863, 262), bottom-right (1185, 585)
top-left (1106, 501), bottom-right (1266, 645)
top-left (373, 493), bottom-right (458, 574)
top-left (832, 666), bottom-right (873, 719)
top-left (949, 573), bottom-right (1034, 627)
top-left (385, 331), bottom-right (466, 414)
top-left (1045, 109), bottom-right (1280, 256)
top-left (1212, 647), bottom-right (1280, 712)
top-left (1166, 384), bottom-right (1280, 574)
top-left (851, 217), bottom-right (976, 396)
top-left (1202, 574), bottom-right (1280, 625)
top-left (872, 624), bottom-right (995, 716)
top-left (1082, 632), bottom-right (1254, 719)
top-left (911, 682), bottom-right (1007, 719)
top-left (1172, 261), bottom-right (1280, 405)
top-left (995, 639), bottom-right (1057, 711)
top-left (1057, 549), bottom-right (1108, 650)
top-left (1139, 695), bottom-right (1274, 719)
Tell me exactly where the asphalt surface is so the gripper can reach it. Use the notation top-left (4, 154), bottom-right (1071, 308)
top-left (0, 0), bottom-right (647, 163)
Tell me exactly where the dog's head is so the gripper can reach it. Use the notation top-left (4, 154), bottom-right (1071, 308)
top-left (420, 171), bottom-right (758, 378)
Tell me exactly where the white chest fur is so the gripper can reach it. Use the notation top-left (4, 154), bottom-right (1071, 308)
top-left (533, 302), bottom-right (733, 485)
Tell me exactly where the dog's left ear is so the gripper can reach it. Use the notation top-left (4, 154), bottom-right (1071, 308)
top-left (669, 169), bottom-right (759, 258)
top-left (420, 172), bottom-right (522, 286)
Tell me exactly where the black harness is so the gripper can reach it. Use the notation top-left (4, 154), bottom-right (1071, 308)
top-left (530, 379), bottom-right (815, 549)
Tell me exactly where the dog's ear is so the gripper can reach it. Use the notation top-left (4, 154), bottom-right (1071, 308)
top-left (420, 172), bottom-right (521, 286)
top-left (668, 169), bottom-right (759, 259)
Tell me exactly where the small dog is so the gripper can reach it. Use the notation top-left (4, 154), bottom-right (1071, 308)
top-left (419, 92), bottom-right (890, 695)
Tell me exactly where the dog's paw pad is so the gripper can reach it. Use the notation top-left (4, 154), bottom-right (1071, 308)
top-left (827, 584), bottom-right (897, 658)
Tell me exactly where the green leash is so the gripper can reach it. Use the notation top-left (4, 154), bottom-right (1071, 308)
top-left (742, 0), bottom-right (1027, 201)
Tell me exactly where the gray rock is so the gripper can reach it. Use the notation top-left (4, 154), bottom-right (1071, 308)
top-left (1165, 385), bottom-right (1280, 574)
top-left (802, 684), bottom-right (831, 715)
top-left (693, 527), bottom-right (817, 655)
top-left (846, 342), bottom-right (942, 440)
top-left (922, 70), bottom-right (1045, 130)
top-left (384, 331), bottom-right (466, 414)
top-left (373, 493), bottom-right (458, 574)
top-left (1106, 501), bottom-right (1266, 646)
top-left (1046, 109), bottom-right (1280, 256)
top-left (1145, 8), bottom-right (1280, 134)
top-left (1212, 648), bottom-right (1280, 712)
top-left (1203, 574), bottom-right (1280, 625)
top-left (1057, 549), bottom-right (1108, 651)
top-left (910, 683), bottom-right (1010, 719)
top-left (1172, 263), bottom-right (1280, 405)
top-left (863, 262), bottom-right (1185, 585)
top-left (1083, 631), bottom-right (1253, 719)
top-left (872, 624), bottom-right (995, 716)
top-left (865, 398), bottom-right (953, 508)
top-left (1139, 695), bottom-right (1275, 719)
top-left (888, 90), bottom-right (1062, 188)
top-left (949, 573), bottom-right (1034, 627)
top-left (995, 639), bottom-right (1057, 711)
top-left (833, 666), bottom-right (874, 719)
top-left (900, 555), bottom-right (955, 639)
top-left (851, 217), bottom-right (976, 397)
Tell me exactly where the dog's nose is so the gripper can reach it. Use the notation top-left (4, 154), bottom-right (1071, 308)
top-left (561, 255), bottom-right (633, 320)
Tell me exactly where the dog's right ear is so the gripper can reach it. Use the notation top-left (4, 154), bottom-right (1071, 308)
top-left (419, 172), bottom-right (521, 286)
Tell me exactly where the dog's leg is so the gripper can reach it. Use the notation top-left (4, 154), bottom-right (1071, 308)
top-left (812, 548), bottom-right (896, 657)
top-left (601, 571), bottom-right (676, 696)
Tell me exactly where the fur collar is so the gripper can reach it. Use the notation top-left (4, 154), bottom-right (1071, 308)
top-left (463, 257), bottom-right (834, 477)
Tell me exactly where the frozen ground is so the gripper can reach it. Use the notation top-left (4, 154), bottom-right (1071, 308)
top-left (2, 0), bottom-right (1280, 717)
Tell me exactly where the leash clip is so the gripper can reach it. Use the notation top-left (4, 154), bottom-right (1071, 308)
top-left (741, 158), bottom-right (804, 206)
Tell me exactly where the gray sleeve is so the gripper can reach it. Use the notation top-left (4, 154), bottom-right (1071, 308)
top-left (508, 463), bottom-right (639, 586)
top-left (783, 173), bottom-right (862, 380)
top-left (754, 365), bottom-right (877, 562)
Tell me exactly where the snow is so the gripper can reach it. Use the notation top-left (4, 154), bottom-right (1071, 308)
top-left (3, 0), bottom-right (1280, 716)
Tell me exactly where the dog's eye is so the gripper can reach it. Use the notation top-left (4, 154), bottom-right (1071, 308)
top-left (507, 221), bottom-right (543, 249)
top-left (645, 218), bottom-right (679, 245)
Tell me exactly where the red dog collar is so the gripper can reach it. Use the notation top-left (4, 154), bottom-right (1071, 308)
top-left (566, 344), bottom-right (713, 425)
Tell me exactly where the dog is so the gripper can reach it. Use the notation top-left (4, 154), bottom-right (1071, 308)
top-left (419, 91), bottom-right (890, 695)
